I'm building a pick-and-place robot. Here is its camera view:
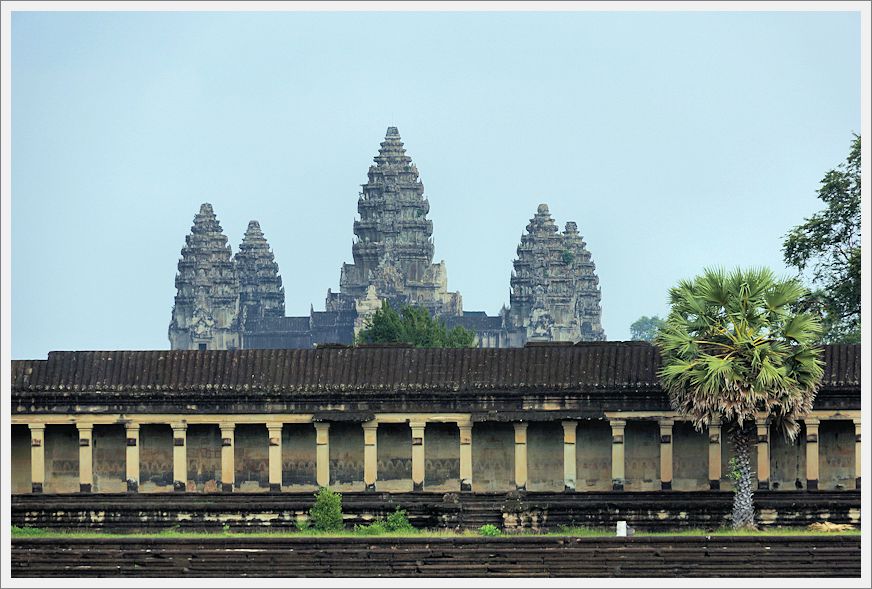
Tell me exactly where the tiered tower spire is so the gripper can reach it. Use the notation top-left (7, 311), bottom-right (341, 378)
top-left (507, 204), bottom-right (605, 343)
top-left (328, 126), bottom-right (462, 316)
top-left (235, 220), bottom-right (285, 329)
top-left (168, 203), bottom-right (240, 350)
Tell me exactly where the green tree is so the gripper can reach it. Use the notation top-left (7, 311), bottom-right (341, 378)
top-left (629, 315), bottom-right (665, 341)
top-left (309, 487), bottom-right (344, 532)
top-left (783, 135), bottom-right (860, 343)
top-left (655, 267), bottom-right (823, 529)
top-left (356, 301), bottom-right (475, 348)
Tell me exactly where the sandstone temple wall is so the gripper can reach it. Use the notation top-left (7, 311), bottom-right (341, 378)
top-left (819, 420), bottom-right (856, 490)
top-left (93, 424), bottom-right (126, 493)
top-left (472, 422), bottom-right (514, 492)
top-left (576, 420), bottom-right (612, 491)
top-left (12, 425), bottom-right (31, 494)
top-left (140, 424), bottom-right (173, 493)
top-left (10, 415), bottom-right (859, 496)
top-left (672, 421), bottom-right (708, 491)
top-left (235, 423), bottom-right (269, 492)
top-left (11, 345), bottom-right (860, 496)
top-left (282, 424), bottom-right (317, 491)
top-left (330, 422), bottom-right (364, 491)
top-left (44, 424), bottom-right (78, 493)
top-left (423, 423), bottom-right (460, 492)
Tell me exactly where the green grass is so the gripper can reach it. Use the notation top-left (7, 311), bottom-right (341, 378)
top-left (11, 525), bottom-right (860, 539)
top-left (10, 525), bottom-right (477, 539)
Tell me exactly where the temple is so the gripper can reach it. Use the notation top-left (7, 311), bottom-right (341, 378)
top-left (10, 344), bottom-right (861, 497)
top-left (326, 126), bottom-right (463, 317)
top-left (168, 203), bottom-right (240, 351)
top-left (505, 205), bottom-right (605, 345)
top-left (168, 127), bottom-right (607, 349)
top-left (236, 220), bottom-right (286, 328)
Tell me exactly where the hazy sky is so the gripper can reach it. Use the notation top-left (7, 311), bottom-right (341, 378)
top-left (11, 10), bottom-right (860, 359)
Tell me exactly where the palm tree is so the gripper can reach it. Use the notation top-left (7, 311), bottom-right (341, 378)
top-left (655, 267), bottom-right (824, 529)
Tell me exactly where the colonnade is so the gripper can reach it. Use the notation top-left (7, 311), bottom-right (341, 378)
top-left (19, 412), bottom-right (861, 493)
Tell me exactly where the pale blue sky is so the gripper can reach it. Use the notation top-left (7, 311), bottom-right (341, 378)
top-left (11, 11), bottom-right (860, 359)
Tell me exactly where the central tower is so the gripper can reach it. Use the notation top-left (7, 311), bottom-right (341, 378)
top-left (326, 127), bottom-right (462, 317)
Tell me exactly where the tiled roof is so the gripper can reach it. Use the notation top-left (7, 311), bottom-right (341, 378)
top-left (10, 343), bottom-right (859, 393)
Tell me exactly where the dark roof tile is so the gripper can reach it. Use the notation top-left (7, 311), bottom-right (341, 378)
top-left (10, 343), bottom-right (859, 394)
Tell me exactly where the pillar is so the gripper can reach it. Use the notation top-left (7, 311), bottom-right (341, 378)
top-left (125, 422), bottom-right (140, 493)
top-left (610, 419), bottom-right (626, 491)
top-left (363, 421), bottom-right (378, 491)
top-left (804, 418), bottom-right (820, 491)
top-left (410, 421), bottom-right (426, 492)
top-left (29, 423), bottom-right (45, 494)
top-left (172, 422), bottom-right (187, 492)
top-left (459, 421), bottom-right (472, 492)
top-left (854, 418), bottom-right (861, 490)
top-left (659, 419), bottom-right (674, 491)
top-left (315, 422), bottom-right (330, 488)
top-left (267, 422), bottom-right (283, 493)
top-left (77, 423), bottom-right (93, 493)
top-left (514, 422), bottom-right (528, 491)
top-left (562, 420), bottom-right (577, 492)
top-left (708, 419), bottom-right (722, 490)
top-left (220, 423), bottom-right (235, 492)
top-left (756, 416), bottom-right (770, 490)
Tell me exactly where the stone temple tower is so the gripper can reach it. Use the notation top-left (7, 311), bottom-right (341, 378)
top-left (234, 220), bottom-right (285, 330)
top-left (326, 126), bottom-right (462, 316)
top-left (168, 203), bottom-right (240, 350)
top-left (506, 204), bottom-right (605, 344)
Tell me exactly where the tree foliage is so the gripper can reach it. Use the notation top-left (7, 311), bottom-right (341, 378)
top-left (356, 301), bottom-right (476, 348)
top-left (309, 487), bottom-right (344, 532)
top-left (655, 267), bottom-right (824, 528)
top-left (783, 135), bottom-right (860, 343)
top-left (629, 315), bottom-right (665, 341)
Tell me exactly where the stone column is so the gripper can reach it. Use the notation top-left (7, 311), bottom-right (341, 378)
top-left (125, 423), bottom-right (140, 493)
top-left (315, 422), bottom-right (330, 488)
top-left (562, 421), bottom-right (577, 492)
top-left (708, 419), bottom-right (722, 490)
top-left (513, 422), bottom-right (528, 491)
top-left (610, 419), bottom-right (626, 491)
top-left (459, 421), bottom-right (473, 492)
top-left (171, 422), bottom-right (187, 492)
top-left (410, 421), bottom-right (426, 492)
top-left (267, 422), bottom-right (283, 493)
top-left (220, 423), bottom-right (235, 492)
top-left (755, 417), bottom-right (770, 490)
top-left (854, 418), bottom-right (861, 490)
top-left (29, 423), bottom-right (45, 494)
top-left (804, 418), bottom-right (820, 491)
top-left (659, 419), bottom-right (674, 491)
top-left (363, 421), bottom-right (378, 492)
top-left (77, 423), bottom-right (94, 493)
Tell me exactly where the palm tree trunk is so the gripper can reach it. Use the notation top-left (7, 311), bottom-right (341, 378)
top-left (730, 423), bottom-right (756, 529)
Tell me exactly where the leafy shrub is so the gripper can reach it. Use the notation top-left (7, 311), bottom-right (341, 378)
top-left (309, 487), bottom-right (344, 532)
top-left (294, 517), bottom-right (310, 532)
top-left (385, 507), bottom-right (414, 532)
top-left (478, 524), bottom-right (501, 537)
top-left (353, 520), bottom-right (388, 536)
